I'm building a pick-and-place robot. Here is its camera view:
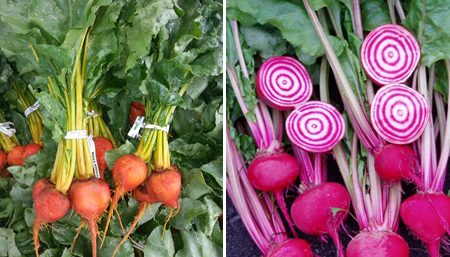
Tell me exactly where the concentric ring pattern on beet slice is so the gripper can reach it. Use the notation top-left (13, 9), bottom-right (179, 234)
top-left (361, 24), bottom-right (420, 86)
top-left (370, 84), bottom-right (430, 144)
top-left (256, 56), bottom-right (313, 110)
top-left (286, 101), bottom-right (345, 153)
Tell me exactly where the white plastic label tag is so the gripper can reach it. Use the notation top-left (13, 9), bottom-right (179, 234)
top-left (87, 134), bottom-right (100, 178)
top-left (128, 116), bottom-right (145, 138)
top-left (127, 116), bottom-right (170, 138)
top-left (144, 124), bottom-right (170, 133)
top-left (0, 122), bottom-right (16, 138)
top-left (64, 130), bottom-right (88, 139)
top-left (87, 110), bottom-right (99, 118)
top-left (24, 101), bottom-right (40, 118)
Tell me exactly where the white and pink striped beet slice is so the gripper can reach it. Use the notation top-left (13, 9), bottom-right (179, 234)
top-left (361, 24), bottom-right (420, 86)
top-left (256, 56), bottom-right (312, 110)
top-left (286, 101), bottom-right (345, 153)
top-left (370, 84), bottom-right (430, 144)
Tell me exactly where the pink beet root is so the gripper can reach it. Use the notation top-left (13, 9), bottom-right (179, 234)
top-left (266, 239), bottom-right (313, 257)
top-left (247, 153), bottom-right (299, 192)
top-left (374, 144), bottom-right (420, 184)
top-left (400, 192), bottom-right (450, 257)
top-left (247, 152), bottom-right (300, 238)
top-left (346, 231), bottom-right (409, 257)
top-left (291, 182), bottom-right (350, 257)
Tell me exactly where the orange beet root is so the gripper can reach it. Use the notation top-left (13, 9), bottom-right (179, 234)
top-left (147, 165), bottom-right (181, 208)
top-left (134, 184), bottom-right (157, 204)
top-left (113, 154), bottom-right (148, 192)
top-left (68, 177), bottom-right (111, 257)
top-left (33, 182), bottom-right (70, 257)
top-left (7, 145), bottom-right (26, 166)
top-left (22, 143), bottom-right (42, 164)
top-left (0, 151), bottom-right (6, 170)
top-left (101, 154), bottom-right (147, 248)
top-left (128, 102), bottom-right (145, 125)
top-left (93, 137), bottom-right (114, 180)
top-left (32, 178), bottom-right (53, 200)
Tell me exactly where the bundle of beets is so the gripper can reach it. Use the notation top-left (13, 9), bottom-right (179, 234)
top-left (226, 0), bottom-right (450, 256)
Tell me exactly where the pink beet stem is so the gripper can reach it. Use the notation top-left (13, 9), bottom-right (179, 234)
top-left (350, 134), bottom-right (369, 228)
top-left (262, 193), bottom-right (287, 243)
top-left (228, 20), bottom-right (282, 154)
top-left (294, 147), bottom-right (314, 187)
top-left (226, 124), bottom-right (289, 254)
top-left (417, 66), bottom-right (436, 190)
top-left (303, 0), bottom-right (381, 151)
top-left (272, 109), bottom-right (283, 142)
top-left (226, 65), bottom-right (263, 148)
top-left (431, 60), bottom-right (450, 191)
top-left (314, 153), bottom-right (326, 185)
top-left (275, 190), bottom-right (298, 238)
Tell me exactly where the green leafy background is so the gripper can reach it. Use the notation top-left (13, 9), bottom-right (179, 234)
top-left (0, 0), bottom-right (223, 256)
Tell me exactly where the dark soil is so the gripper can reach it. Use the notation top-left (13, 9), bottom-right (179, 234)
top-left (226, 157), bottom-right (450, 257)
top-left (0, 165), bottom-right (12, 178)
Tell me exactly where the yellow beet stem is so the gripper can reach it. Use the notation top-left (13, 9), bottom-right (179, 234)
top-left (0, 113), bottom-right (19, 153)
top-left (50, 142), bottom-right (64, 183)
top-left (155, 130), bottom-right (164, 168)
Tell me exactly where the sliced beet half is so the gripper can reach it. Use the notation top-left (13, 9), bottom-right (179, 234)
top-left (286, 101), bottom-right (345, 153)
top-left (361, 24), bottom-right (420, 86)
top-left (256, 56), bottom-right (312, 110)
top-left (370, 83), bottom-right (430, 144)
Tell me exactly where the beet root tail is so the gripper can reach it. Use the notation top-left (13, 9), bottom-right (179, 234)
top-left (428, 240), bottom-right (441, 257)
top-left (112, 203), bottom-right (148, 257)
top-left (33, 217), bottom-right (44, 257)
top-left (100, 188), bottom-right (122, 249)
top-left (328, 227), bottom-right (344, 257)
top-left (87, 219), bottom-right (98, 257)
top-left (275, 190), bottom-right (298, 238)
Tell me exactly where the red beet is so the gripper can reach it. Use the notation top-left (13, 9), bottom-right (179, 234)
top-left (247, 152), bottom-right (300, 238)
top-left (22, 143), bottom-right (42, 164)
top-left (93, 137), bottom-right (114, 180)
top-left (400, 192), bottom-right (450, 257)
top-left (266, 239), bottom-right (313, 257)
top-left (291, 182), bottom-right (350, 257)
top-left (147, 165), bottom-right (181, 208)
top-left (374, 144), bottom-right (420, 184)
top-left (0, 150), bottom-right (6, 170)
top-left (33, 181), bottom-right (70, 256)
top-left (68, 177), bottom-right (110, 257)
top-left (247, 153), bottom-right (299, 192)
top-left (7, 145), bottom-right (26, 166)
top-left (346, 231), bottom-right (409, 257)
top-left (100, 154), bottom-right (147, 248)
top-left (128, 102), bottom-right (145, 125)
